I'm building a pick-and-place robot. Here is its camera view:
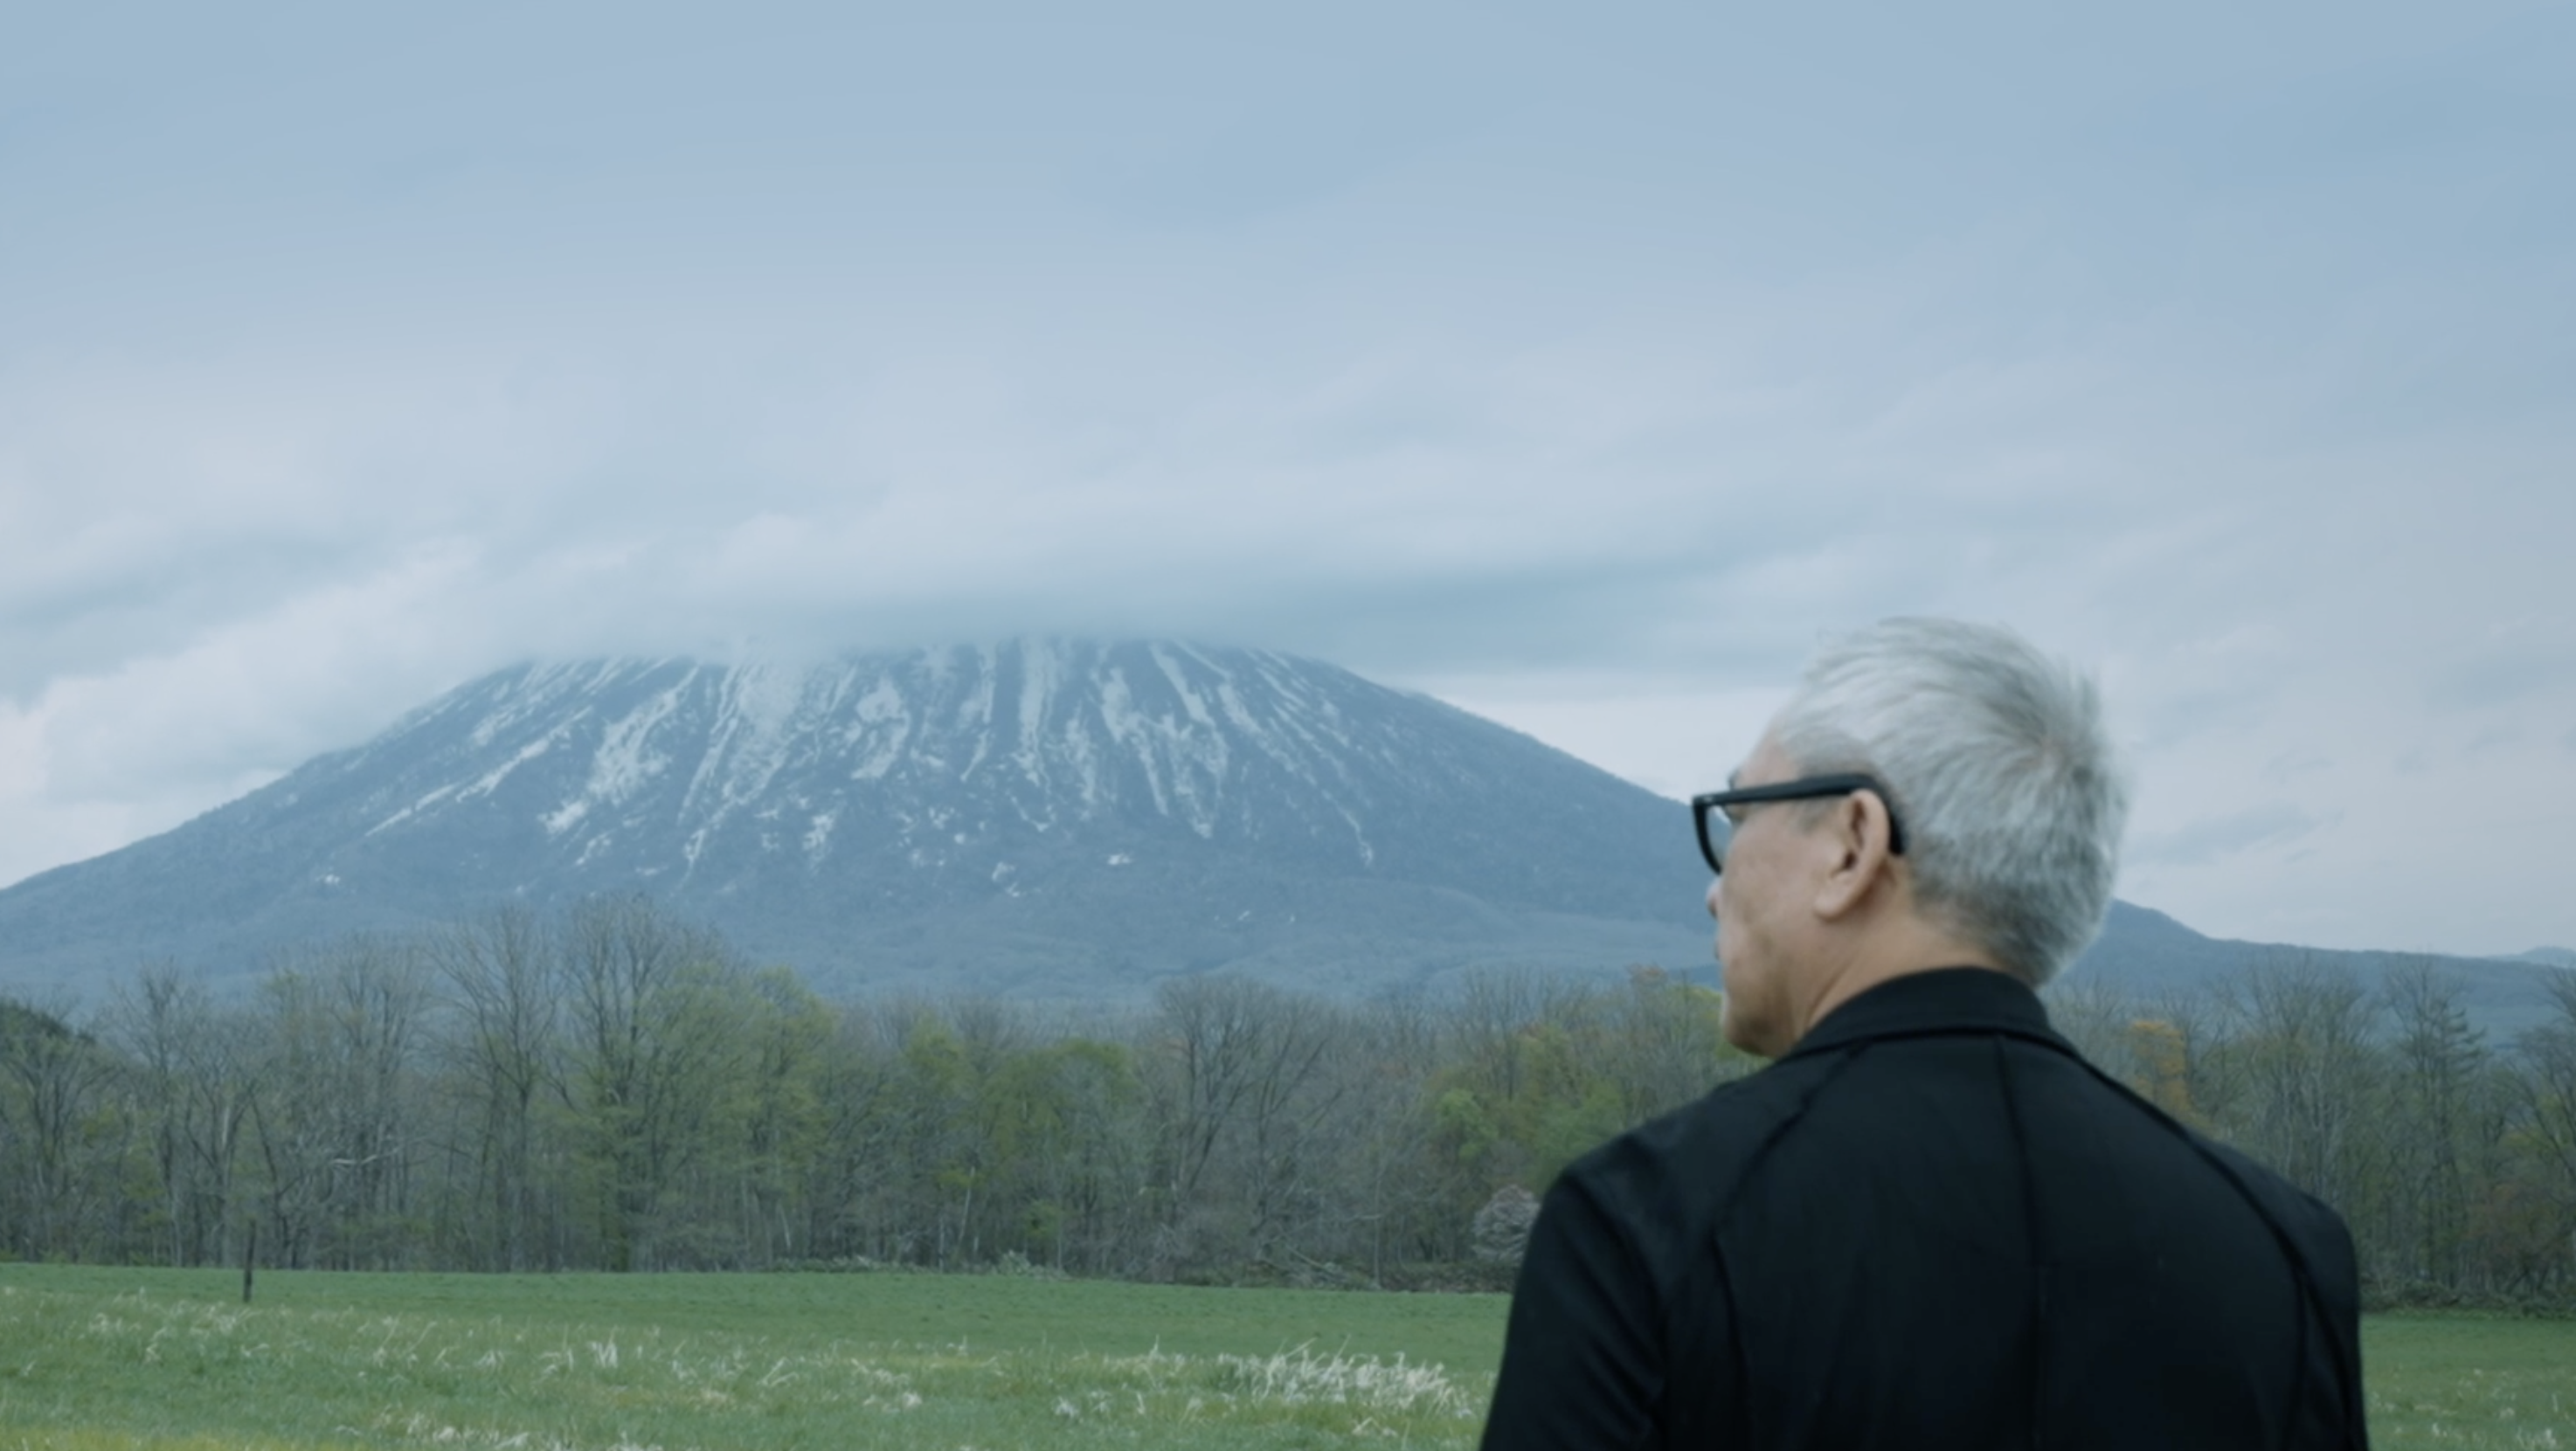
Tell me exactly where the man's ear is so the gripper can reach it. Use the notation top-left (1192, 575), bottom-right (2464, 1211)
top-left (1810, 790), bottom-right (1898, 921)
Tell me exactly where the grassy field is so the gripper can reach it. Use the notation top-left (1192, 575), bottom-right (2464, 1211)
top-left (0, 1265), bottom-right (1499, 1451)
top-left (0, 1264), bottom-right (2568, 1449)
top-left (2363, 1316), bottom-right (2576, 1448)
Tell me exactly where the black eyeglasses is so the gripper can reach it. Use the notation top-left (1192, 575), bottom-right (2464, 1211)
top-left (1691, 773), bottom-right (1908, 874)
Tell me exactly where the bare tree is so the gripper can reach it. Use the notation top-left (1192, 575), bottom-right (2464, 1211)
top-left (1148, 974), bottom-right (1349, 1271)
top-left (2042, 974), bottom-right (2137, 1077)
top-left (2214, 952), bottom-right (2380, 1210)
top-left (804, 999), bottom-right (910, 1261)
top-left (1602, 967), bottom-right (1741, 1122)
top-left (558, 896), bottom-right (751, 1270)
top-left (433, 906), bottom-right (562, 1269)
top-left (2382, 960), bottom-right (2488, 1285)
top-left (247, 936), bottom-right (431, 1268)
top-left (0, 996), bottom-right (116, 1259)
top-left (105, 966), bottom-right (258, 1267)
top-left (2512, 970), bottom-right (2576, 1292)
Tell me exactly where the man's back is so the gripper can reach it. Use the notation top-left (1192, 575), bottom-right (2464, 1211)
top-left (1484, 970), bottom-right (2367, 1449)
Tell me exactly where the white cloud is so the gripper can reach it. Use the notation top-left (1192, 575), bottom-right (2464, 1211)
top-left (1, 0), bottom-right (2570, 958)
top-left (2129, 804), bottom-right (2330, 871)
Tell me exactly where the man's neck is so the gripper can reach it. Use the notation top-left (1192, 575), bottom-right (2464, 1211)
top-left (1795, 916), bottom-right (2012, 1047)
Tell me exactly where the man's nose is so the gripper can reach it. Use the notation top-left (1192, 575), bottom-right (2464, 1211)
top-left (1705, 878), bottom-right (1722, 919)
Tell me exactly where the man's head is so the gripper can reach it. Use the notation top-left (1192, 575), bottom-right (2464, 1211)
top-left (1705, 618), bottom-right (2127, 1054)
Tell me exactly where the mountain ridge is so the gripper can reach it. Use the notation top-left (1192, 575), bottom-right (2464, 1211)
top-left (1, 639), bottom-right (2564, 1033)
top-left (0, 640), bottom-right (1714, 999)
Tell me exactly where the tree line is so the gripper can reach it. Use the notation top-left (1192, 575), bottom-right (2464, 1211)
top-left (3, 897), bottom-right (2574, 1302)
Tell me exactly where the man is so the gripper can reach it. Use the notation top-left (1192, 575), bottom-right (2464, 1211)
top-left (1482, 618), bottom-right (2368, 1448)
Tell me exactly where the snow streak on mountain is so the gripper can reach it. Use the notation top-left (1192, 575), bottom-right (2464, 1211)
top-left (367, 643), bottom-right (1439, 888)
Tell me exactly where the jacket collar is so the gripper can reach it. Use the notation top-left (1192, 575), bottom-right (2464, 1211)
top-left (1781, 965), bottom-right (2065, 1062)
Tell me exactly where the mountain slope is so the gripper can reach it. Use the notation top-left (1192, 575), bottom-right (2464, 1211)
top-left (2064, 902), bottom-right (2570, 1039)
top-left (4, 639), bottom-right (2563, 1031)
top-left (0, 641), bottom-right (1714, 998)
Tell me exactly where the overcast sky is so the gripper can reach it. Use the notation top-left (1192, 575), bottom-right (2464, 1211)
top-left (4, 0), bottom-right (2571, 957)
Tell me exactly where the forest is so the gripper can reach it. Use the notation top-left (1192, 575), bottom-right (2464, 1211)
top-left (3, 895), bottom-right (2573, 1303)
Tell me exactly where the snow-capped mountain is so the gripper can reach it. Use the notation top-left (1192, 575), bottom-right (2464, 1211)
top-left (0, 641), bottom-right (1714, 998)
top-left (4, 639), bottom-right (2564, 1024)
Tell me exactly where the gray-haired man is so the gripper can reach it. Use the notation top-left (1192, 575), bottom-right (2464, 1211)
top-left (1482, 618), bottom-right (2367, 1448)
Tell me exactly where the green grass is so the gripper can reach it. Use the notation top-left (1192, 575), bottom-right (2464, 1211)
top-left (0, 1265), bottom-right (1503, 1450)
top-left (2365, 1314), bottom-right (2576, 1448)
top-left (3, 1265), bottom-right (2571, 1449)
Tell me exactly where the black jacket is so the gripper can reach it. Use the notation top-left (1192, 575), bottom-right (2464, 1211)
top-left (1483, 968), bottom-right (2368, 1449)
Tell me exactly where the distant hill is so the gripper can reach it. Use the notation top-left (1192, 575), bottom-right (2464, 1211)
top-left (0, 639), bottom-right (2562, 1034)
top-left (2060, 902), bottom-right (2569, 1040)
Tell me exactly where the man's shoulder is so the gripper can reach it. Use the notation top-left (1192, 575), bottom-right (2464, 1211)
top-left (2193, 1134), bottom-right (2363, 1259)
top-left (1555, 1055), bottom-right (1840, 1228)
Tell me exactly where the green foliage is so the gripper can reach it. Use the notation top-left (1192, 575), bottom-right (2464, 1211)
top-left (1426, 968), bottom-right (1750, 1197)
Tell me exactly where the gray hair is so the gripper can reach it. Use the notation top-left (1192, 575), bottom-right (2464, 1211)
top-left (1769, 618), bottom-right (2128, 986)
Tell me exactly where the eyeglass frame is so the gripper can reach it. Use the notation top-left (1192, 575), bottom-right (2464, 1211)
top-left (1690, 772), bottom-right (1909, 875)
